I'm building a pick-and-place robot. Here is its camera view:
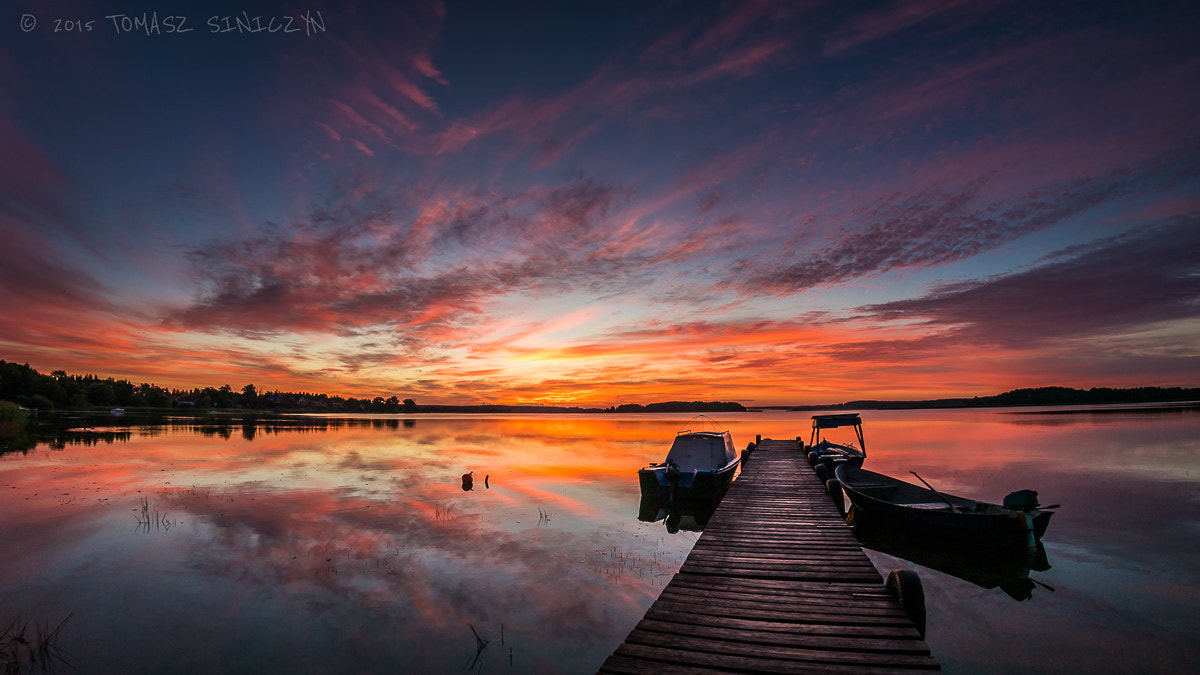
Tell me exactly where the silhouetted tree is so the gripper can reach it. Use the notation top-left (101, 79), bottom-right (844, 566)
top-left (86, 382), bottom-right (115, 406)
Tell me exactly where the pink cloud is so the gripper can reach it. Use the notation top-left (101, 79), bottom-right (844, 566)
top-left (387, 69), bottom-right (440, 113)
top-left (316, 121), bottom-right (343, 142)
top-left (359, 88), bottom-right (418, 134)
top-left (411, 52), bottom-right (446, 83)
top-left (690, 38), bottom-right (793, 83)
top-left (822, 0), bottom-right (985, 56)
top-left (165, 175), bottom-right (646, 342)
top-left (261, 3), bottom-right (447, 161)
top-left (330, 99), bottom-right (391, 145)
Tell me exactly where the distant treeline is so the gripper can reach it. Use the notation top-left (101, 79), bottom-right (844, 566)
top-left (6, 360), bottom-right (1193, 415)
top-left (610, 401), bottom-right (747, 413)
top-left (972, 386), bottom-right (1200, 407)
top-left (408, 404), bottom-right (604, 413)
top-left (0, 359), bottom-right (417, 413)
top-left (811, 386), bottom-right (1200, 411)
top-left (0, 360), bottom-right (741, 415)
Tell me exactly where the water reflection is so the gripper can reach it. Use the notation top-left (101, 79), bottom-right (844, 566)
top-left (1, 409), bottom-right (1198, 673)
top-left (851, 517), bottom-right (1053, 601)
top-left (0, 414), bottom-right (697, 673)
top-left (2, 427), bottom-right (134, 455)
top-left (999, 402), bottom-right (1200, 426)
top-left (637, 493), bottom-right (721, 533)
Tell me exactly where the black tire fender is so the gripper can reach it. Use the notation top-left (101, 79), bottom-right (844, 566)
top-left (886, 569), bottom-right (926, 638)
top-left (827, 479), bottom-right (844, 515)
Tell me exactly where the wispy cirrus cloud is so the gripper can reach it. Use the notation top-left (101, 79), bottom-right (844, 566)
top-left (0, 110), bottom-right (100, 250)
top-left (400, 1), bottom-right (807, 165)
top-left (264, 2), bottom-right (448, 162)
top-left (860, 215), bottom-right (1200, 347)
top-left (167, 172), bottom-right (702, 347)
top-left (0, 112), bottom-right (126, 361)
top-left (731, 144), bottom-right (1200, 295)
top-left (821, 0), bottom-right (990, 56)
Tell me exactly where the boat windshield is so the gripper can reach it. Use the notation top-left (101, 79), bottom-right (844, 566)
top-left (664, 432), bottom-right (736, 472)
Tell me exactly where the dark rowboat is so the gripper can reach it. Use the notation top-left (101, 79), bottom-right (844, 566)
top-left (834, 464), bottom-right (1053, 551)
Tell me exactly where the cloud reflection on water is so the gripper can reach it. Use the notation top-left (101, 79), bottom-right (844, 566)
top-left (845, 408), bottom-right (1200, 674)
top-left (1, 415), bottom-right (695, 672)
top-left (2, 410), bottom-right (1199, 673)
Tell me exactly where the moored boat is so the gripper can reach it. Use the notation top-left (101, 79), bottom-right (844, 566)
top-left (806, 413), bottom-right (866, 481)
top-left (850, 515), bottom-right (1053, 601)
top-left (834, 464), bottom-right (1054, 550)
top-left (638, 418), bottom-right (739, 501)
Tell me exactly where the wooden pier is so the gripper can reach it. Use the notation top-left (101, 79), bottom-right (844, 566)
top-left (600, 438), bottom-right (941, 673)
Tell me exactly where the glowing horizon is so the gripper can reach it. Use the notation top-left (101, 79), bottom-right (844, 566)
top-left (2, 1), bottom-right (1197, 406)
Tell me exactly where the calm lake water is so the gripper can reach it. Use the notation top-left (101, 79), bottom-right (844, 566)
top-left (2, 407), bottom-right (1198, 673)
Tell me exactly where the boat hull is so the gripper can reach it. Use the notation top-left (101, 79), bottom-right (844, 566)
top-left (639, 427), bottom-right (740, 501)
top-left (835, 465), bottom-right (1052, 550)
top-left (638, 461), bottom-right (738, 501)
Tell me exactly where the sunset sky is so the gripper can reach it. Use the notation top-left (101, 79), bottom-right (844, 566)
top-left (2, 0), bottom-right (1198, 406)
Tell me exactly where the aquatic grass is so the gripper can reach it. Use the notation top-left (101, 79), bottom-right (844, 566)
top-left (134, 497), bottom-right (171, 532)
top-left (0, 613), bottom-right (74, 673)
top-left (581, 543), bottom-right (683, 580)
top-left (463, 623), bottom-right (489, 672)
top-left (434, 502), bottom-right (456, 522)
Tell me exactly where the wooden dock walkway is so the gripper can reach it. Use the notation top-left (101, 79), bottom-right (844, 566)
top-left (600, 438), bottom-right (940, 674)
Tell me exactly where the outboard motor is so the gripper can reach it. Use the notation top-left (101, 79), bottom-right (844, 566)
top-left (664, 461), bottom-right (681, 484)
top-left (1003, 489), bottom-right (1040, 511)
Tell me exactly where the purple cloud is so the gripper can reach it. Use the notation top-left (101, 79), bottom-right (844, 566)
top-left (732, 144), bottom-right (1200, 295)
top-left (860, 215), bottom-right (1200, 346)
top-left (166, 173), bottom-right (691, 345)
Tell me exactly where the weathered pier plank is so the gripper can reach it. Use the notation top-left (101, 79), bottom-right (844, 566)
top-left (599, 438), bottom-right (940, 673)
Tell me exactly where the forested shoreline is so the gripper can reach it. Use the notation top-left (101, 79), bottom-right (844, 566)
top-left (0, 360), bottom-right (746, 414)
top-left (1, 359), bottom-right (1196, 415)
top-left (0, 359), bottom-right (416, 413)
top-left (800, 385), bottom-right (1200, 411)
